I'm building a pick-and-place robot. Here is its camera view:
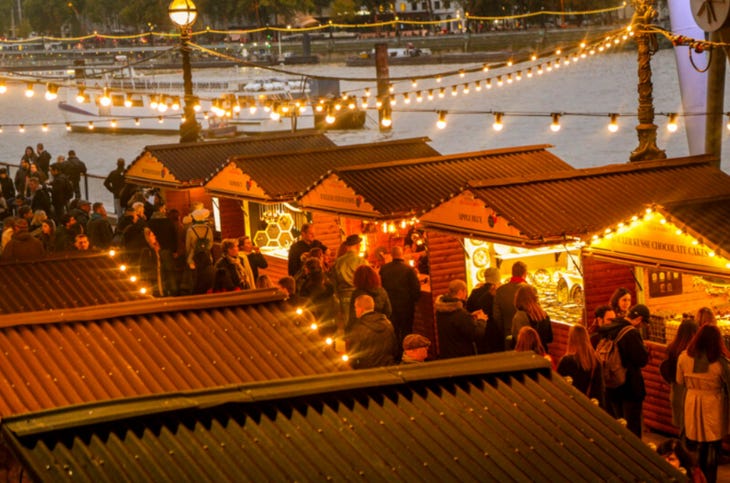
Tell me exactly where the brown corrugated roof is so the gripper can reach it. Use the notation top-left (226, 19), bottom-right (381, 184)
top-left (0, 290), bottom-right (348, 417)
top-left (662, 196), bottom-right (730, 259)
top-left (458, 155), bottom-right (730, 242)
top-left (205, 137), bottom-right (440, 202)
top-left (0, 252), bottom-right (150, 314)
top-left (126, 132), bottom-right (335, 187)
top-left (1, 352), bottom-right (682, 481)
top-left (299, 144), bottom-right (572, 218)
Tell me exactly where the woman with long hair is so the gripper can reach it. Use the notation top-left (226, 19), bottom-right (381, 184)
top-left (677, 324), bottom-right (730, 483)
top-left (511, 285), bottom-right (553, 350)
top-left (696, 307), bottom-right (716, 327)
top-left (665, 320), bottom-right (699, 435)
top-left (609, 287), bottom-right (632, 318)
top-left (558, 325), bottom-right (604, 406)
top-left (346, 264), bottom-right (392, 333)
top-left (34, 219), bottom-right (55, 253)
top-left (514, 326), bottom-right (554, 368)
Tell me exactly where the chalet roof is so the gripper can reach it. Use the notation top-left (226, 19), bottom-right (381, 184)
top-left (661, 196), bottom-right (730, 259)
top-left (204, 137), bottom-right (440, 202)
top-left (125, 132), bottom-right (335, 187)
top-left (0, 252), bottom-right (150, 314)
top-left (1, 352), bottom-right (681, 481)
top-left (297, 145), bottom-right (572, 219)
top-left (427, 155), bottom-right (730, 243)
top-left (0, 290), bottom-right (348, 417)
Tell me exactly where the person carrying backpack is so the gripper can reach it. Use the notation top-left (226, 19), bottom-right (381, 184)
top-left (185, 208), bottom-right (214, 294)
top-left (595, 303), bottom-right (651, 438)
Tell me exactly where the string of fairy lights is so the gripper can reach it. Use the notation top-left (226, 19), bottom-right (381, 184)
top-left (0, 7), bottom-right (727, 135)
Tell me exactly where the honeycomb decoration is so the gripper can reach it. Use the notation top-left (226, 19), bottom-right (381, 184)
top-left (253, 212), bottom-right (295, 249)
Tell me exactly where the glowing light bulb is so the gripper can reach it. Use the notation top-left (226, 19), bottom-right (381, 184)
top-left (41, 123), bottom-right (48, 132)
top-left (381, 116), bottom-right (392, 128)
top-left (550, 113), bottom-right (561, 132)
top-left (99, 88), bottom-right (111, 107)
top-left (436, 111), bottom-right (447, 129)
top-left (492, 112), bottom-right (504, 132)
top-left (608, 113), bottom-right (619, 133)
top-left (44, 83), bottom-right (58, 101)
top-left (0, 81), bottom-right (6, 94)
top-left (667, 113), bottom-right (679, 133)
top-left (24, 83), bottom-right (34, 98)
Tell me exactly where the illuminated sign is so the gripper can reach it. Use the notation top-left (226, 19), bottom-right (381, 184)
top-left (589, 212), bottom-right (730, 272)
top-left (420, 190), bottom-right (522, 238)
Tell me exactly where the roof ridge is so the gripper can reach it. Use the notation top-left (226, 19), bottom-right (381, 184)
top-left (467, 155), bottom-right (718, 189)
top-left (229, 137), bottom-right (434, 163)
top-left (144, 130), bottom-right (327, 151)
top-left (333, 144), bottom-right (556, 173)
top-left (2, 352), bottom-right (549, 436)
top-left (0, 289), bottom-right (285, 328)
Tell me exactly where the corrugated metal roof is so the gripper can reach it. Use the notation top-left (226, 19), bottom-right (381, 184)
top-left (461, 155), bottom-right (730, 241)
top-left (0, 253), bottom-right (150, 314)
top-left (0, 290), bottom-right (348, 417)
top-left (205, 137), bottom-right (440, 202)
top-left (661, 197), bottom-right (730, 259)
top-left (300, 144), bottom-right (572, 218)
top-left (1, 352), bottom-right (683, 482)
top-left (127, 132), bottom-right (335, 186)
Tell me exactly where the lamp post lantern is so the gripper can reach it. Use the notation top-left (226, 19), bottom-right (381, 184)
top-left (169, 0), bottom-right (201, 143)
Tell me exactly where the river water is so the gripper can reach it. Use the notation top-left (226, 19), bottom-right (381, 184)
top-left (0, 48), bottom-right (727, 178)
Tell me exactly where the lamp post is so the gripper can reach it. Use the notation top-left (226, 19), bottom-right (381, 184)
top-left (169, 0), bottom-right (201, 143)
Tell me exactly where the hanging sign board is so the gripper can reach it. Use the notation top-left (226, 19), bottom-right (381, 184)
top-left (125, 152), bottom-right (179, 186)
top-left (420, 190), bottom-right (524, 241)
top-left (299, 174), bottom-right (379, 217)
top-left (205, 162), bottom-right (268, 200)
top-left (588, 212), bottom-right (730, 275)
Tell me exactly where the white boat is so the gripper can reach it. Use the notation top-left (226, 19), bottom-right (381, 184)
top-left (57, 75), bottom-right (320, 136)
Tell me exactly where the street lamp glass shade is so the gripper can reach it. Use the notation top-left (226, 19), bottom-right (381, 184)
top-left (168, 0), bottom-right (198, 27)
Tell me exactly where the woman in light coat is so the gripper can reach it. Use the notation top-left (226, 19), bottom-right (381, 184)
top-left (677, 324), bottom-right (730, 483)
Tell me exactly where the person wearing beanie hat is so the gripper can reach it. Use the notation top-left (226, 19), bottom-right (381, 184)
top-left (466, 266), bottom-right (503, 353)
top-left (596, 302), bottom-right (650, 438)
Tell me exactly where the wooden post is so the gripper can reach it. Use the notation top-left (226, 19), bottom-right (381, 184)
top-left (705, 30), bottom-right (729, 168)
top-left (375, 43), bottom-right (392, 133)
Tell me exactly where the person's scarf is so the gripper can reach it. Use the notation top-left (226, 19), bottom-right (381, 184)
top-left (509, 276), bottom-right (527, 284)
top-left (227, 254), bottom-right (251, 289)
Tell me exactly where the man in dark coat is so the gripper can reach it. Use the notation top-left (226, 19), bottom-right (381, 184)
top-left (146, 204), bottom-right (177, 253)
top-left (435, 279), bottom-right (486, 359)
top-left (596, 303), bottom-right (650, 438)
top-left (492, 261), bottom-right (528, 351)
top-left (379, 245), bottom-right (421, 352)
top-left (49, 163), bottom-right (72, 222)
top-left (65, 150), bottom-right (87, 200)
top-left (0, 168), bottom-right (15, 206)
top-left (348, 294), bottom-right (397, 369)
top-left (466, 267), bottom-right (502, 354)
top-left (86, 202), bottom-right (114, 250)
top-left (103, 157), bottom-right (126, 215)
top-left (288, 223), bottom-right (326, 276)
top-left (27, 177), bottom-right (51, 215)
top-left (35, 143), bottom-right (51, 177)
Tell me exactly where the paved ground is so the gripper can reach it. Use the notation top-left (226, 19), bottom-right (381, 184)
top-left (643, 430), bottom-right (730, 481)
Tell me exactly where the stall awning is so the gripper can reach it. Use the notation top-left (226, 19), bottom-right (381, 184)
top-left (125, 132), bottom-right (335, 188)
top-left (420, 155), bottom-right (730, 275)
top-left (297, 144), bottom-right (572, 220)
top-left (204, 137), bottom-right (440, 203)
